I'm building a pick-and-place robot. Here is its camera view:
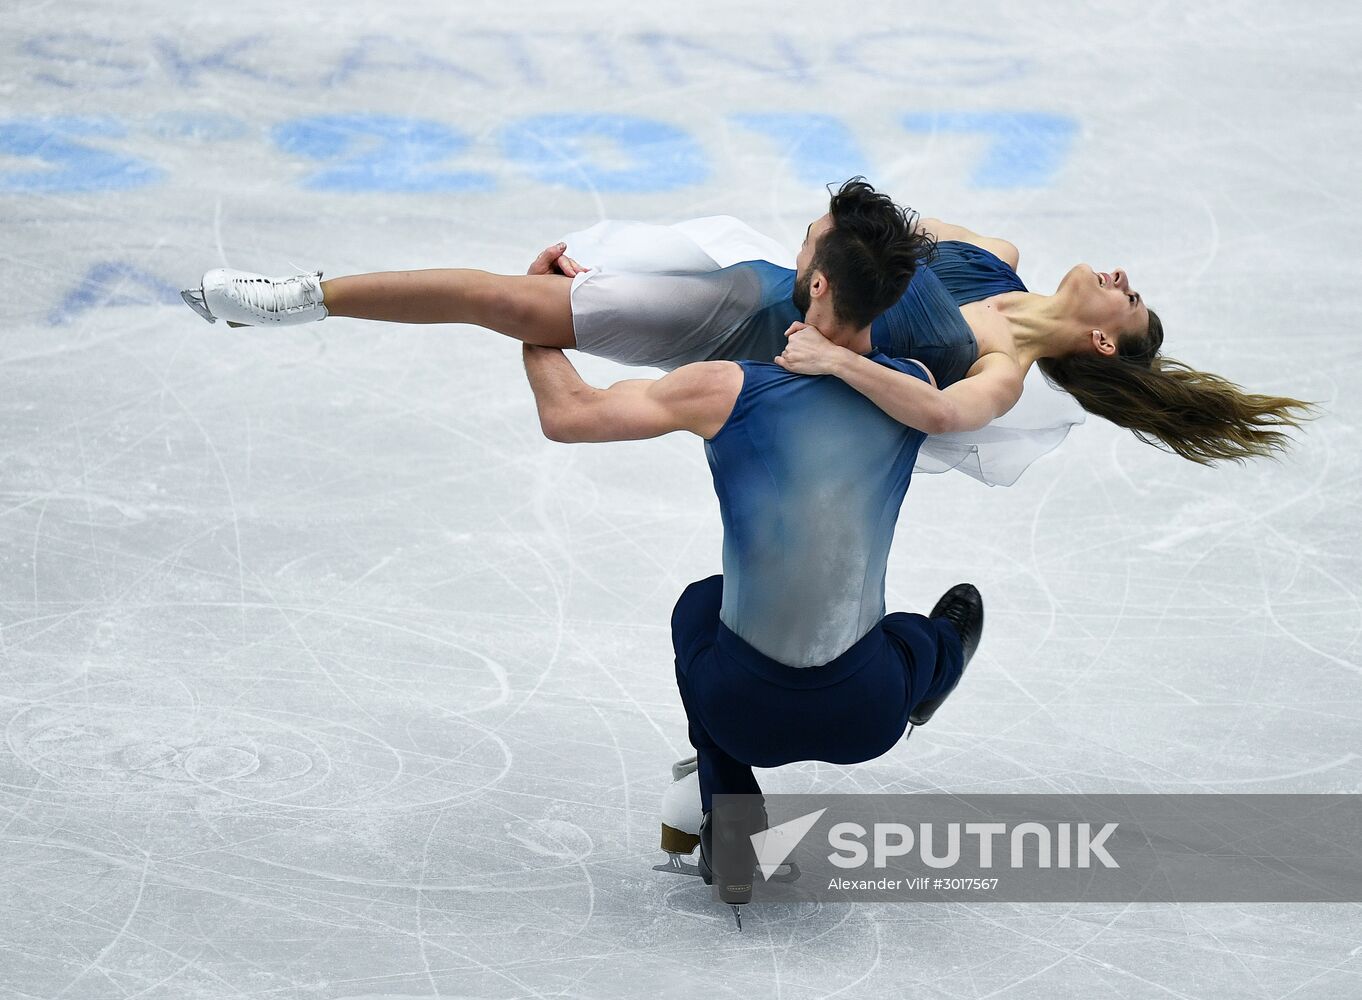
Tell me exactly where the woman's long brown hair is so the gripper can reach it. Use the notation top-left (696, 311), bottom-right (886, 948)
top-left (1038, 311), bottom-right (1317, 464)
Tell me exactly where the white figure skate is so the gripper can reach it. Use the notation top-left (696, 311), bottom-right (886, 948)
top-left (182, 269), bottom-right (327, 328)
top-left (658, 757), bottom-right (702, 863)
top-left (652, 757), bottom-right (799, 886)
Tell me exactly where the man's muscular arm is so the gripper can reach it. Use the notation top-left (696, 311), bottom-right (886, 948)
top-left (522, 345), bottom-right (742, 443)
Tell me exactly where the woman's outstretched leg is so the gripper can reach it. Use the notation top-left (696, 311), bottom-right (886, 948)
top-left (321, 270), bottom-right (576, 347)
top-left (183, 266), bottom-right (576, 348)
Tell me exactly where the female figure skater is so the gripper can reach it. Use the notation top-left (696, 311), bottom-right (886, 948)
top-left (182, 179), bottom-right (1312, 482)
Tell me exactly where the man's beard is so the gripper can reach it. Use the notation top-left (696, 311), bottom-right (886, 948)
top-left (792, 267), bottom-right (811, 315)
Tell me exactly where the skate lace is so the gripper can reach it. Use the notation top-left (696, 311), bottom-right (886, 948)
top-left (234, 272), bottom-right (322, 315)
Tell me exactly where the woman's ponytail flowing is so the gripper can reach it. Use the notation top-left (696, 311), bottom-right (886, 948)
top-left (1038, 310), bottom-right (1317, 464)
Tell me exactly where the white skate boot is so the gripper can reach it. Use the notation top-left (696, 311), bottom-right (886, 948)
top-left (652, 755), bottom-right (801, 898)
top-left (660, 757), bottom-right (701, 856)
top-left (182, 269), bottom-right (327, 327)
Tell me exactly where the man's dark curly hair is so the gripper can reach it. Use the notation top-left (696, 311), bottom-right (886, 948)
top-left (812, 177), bottom-right (934, 329)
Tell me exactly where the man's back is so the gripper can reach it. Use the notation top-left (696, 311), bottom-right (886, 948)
top-left (704, 353), bottom-right (933, 667)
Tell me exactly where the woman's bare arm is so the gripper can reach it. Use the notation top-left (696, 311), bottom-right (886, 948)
top-left (776, 322), bottom-right (1023, 435)
top-left (916, 216), bottom-right (1020, 270)
top-left (829, 351), bottom-right (1023, 434)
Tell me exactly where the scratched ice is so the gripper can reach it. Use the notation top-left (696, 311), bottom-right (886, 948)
top-left (2, 1), bottom-right (1361, 998)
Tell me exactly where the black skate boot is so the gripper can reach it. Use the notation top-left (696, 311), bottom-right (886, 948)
top-left (905, 583), bottom-right (983, 740)
top-left (697, 801), bottom-right (765, 930)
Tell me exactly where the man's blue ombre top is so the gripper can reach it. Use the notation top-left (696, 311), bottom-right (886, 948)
top-left (714, 241), bottom-right (1017, 390)
top-left (704, 353), bottom-right (933, 667)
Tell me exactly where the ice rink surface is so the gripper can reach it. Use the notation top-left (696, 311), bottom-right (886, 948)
top-left (3, 2), bottom-right (1361, 997)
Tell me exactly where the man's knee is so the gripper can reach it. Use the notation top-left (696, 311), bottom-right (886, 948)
top-left (671, 575), bottom-right (724, 675)
top-left (671, 574), bottom-right (723, 633)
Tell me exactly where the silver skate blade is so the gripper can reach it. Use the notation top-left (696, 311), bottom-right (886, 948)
top-left (653, 854), bottom-right (703, 878)
top-left (180, 288), bottom-right (216, 324)
top-left (731, 905), bottom-right (743, 931)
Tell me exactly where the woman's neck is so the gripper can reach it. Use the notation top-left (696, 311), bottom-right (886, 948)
top-left (991, 291), bottom-right (1089, 369)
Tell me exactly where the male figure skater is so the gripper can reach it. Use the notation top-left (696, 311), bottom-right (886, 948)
top-left (521, 182), bottom-right (985, 921)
